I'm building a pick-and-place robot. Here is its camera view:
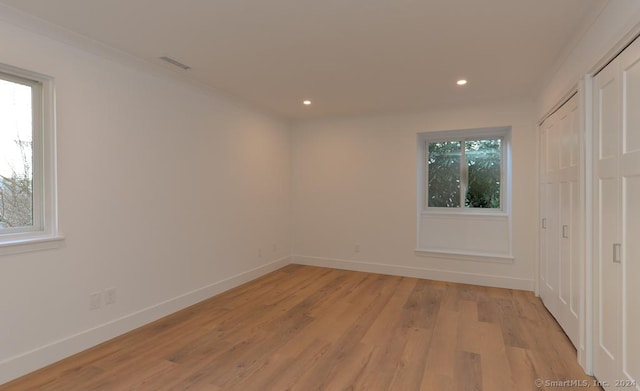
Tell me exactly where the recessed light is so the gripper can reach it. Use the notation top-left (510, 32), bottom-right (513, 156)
top-left (457, 79), bottom-right (468, 86)
top-left (303, 100), bottom-right (312, 105)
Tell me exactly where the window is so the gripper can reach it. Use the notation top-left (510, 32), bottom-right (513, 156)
top-left (0, 64), bottom-right (59, 247)
top-left (427, 138), bottom-right (502, 209)
top-left (421, 127), bottom-right (509, 212)
top-left (416, 127), bottom-right (512, 261)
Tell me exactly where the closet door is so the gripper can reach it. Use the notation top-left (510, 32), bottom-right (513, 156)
top-left (539, 94), bottom-right (580, 347)
top-left (593, 54), bottom-right (622, 386)
top-left (558, 98), bottom-right (580, 347)
top-left (593, 35), bottom-right (640, 388)
top-left (618, 38), bottom-right (640, 387)
top-left (540, 118), bottom-right (558, 317)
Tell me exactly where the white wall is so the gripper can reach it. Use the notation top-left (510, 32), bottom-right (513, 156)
top-left (0, 17), bottom-right (291, 384)
top-left (291, 100), bottom-right (537, 291)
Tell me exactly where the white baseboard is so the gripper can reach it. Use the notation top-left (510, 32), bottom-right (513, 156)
top-left (0, 256), bottom-right (291, 386)
top-left (292, 255), bottom-right (534, 291)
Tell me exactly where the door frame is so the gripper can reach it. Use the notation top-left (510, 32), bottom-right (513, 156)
top-left (582, 74), bottom-right (594, 376)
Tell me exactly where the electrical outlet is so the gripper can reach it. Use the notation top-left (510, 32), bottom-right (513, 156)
top-left (354, 243), bottom-right (361, 253)
top-left (272, 243), bottom-right (278, 252)
top-left (105, 287), bottom-right (117, 305)
top-left (89, 292), bottom-right (102, 310)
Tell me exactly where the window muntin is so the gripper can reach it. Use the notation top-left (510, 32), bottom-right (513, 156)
top-left (425, 136), bottom-right (504, 211)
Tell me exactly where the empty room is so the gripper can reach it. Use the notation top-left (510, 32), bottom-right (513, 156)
top-left (0, 0), bottom-right (639, 390)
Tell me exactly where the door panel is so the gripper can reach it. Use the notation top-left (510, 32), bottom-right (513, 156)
top-left (570, 180), bottom-right (580, 320)
top-left (597, 177), bottom-right (620, 360)
top-left (570, 105), bottom-right (580, 167)
top-left (542, 205), bottom-right (550, 287)
top-left (624, 53), bottom-right (640, 154)
top-left (547, 182), bottom-right (560, 293)
top-left (561, 111), bottom-right (571, 169)
top-left (599, 77), bottom-right (618, 160)
top-left (560, 181), bottom-right (570, 305)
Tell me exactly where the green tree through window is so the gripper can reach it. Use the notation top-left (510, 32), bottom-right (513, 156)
top-left (427, 138), bottom-right (501, 209)
top-left (428, 141), bottom-right (461, 207)
top-left (0, 77), bottom-right (34, 229)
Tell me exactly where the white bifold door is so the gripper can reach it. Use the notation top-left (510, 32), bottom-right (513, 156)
top-left (592, 36), bottom-right (640, 389)
top-left (539, 94), bottom-right (581, 349)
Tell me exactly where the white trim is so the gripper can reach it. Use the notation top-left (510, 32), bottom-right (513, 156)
top-left (0, 234), bottom-right (64, 256)
top-left (419, 126), bottom-right (511, 143)
top-left (583, 73), bottom-right (595, 376)
top-left (589, 23), bottom-right (640, 77)
top-left (580, 76), bottom-right (593, 374)
top-left (0, 256), bottom-right (291, 386)
top-left (414, 248), bottom-right (514, 264)
top-left (292, 255), bottom-right (533, 291)
top-left (421, 210), bottom-right (509, 217)
top-left (416, 133), bottom-right (425, 250)
top-left (538, 88), bottom-right (578, 126)
top-left (534, 119), bottom-right (541, 298)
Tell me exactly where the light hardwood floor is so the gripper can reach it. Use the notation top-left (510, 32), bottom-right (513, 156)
top-left (0, 265), bottom-right (599, 390)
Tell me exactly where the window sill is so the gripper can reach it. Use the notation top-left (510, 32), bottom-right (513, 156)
top-left (421, 210), bottom-right (509, 217)
top-left (0, 234), bottom-right (65, 256)
top-left (415, 248), bottom-right (514, 264)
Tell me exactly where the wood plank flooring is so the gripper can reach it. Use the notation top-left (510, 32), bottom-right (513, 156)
top-left (0, 265), bottom-right (599, 390)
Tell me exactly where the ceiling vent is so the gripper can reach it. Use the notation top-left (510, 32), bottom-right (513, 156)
top-left (159, 56), bottom-right (191, 70)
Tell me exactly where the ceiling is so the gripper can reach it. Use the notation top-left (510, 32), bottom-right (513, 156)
top-left (0, 0), bottom-right (604, 119)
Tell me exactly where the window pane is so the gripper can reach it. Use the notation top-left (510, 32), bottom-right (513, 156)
top-left (465, 139), bottom-right (501, 208)
top-left (0, 78), bottom-right (34, 229)
top-left (428, 141), bottom-right (461, 207)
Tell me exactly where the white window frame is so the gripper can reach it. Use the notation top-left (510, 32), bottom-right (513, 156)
top-left (418, 126), bottom-right (511, 216)
top-left (0, 63), bottom-right (62, 252)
